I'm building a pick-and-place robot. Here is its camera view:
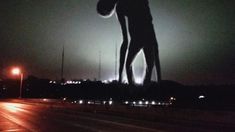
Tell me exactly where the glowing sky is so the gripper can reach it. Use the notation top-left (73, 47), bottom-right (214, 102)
top-left (0, 0), bottom-right (234, 84)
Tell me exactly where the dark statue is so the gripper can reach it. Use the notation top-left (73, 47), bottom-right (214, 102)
top-left (97, 0), bottom-right (161, 85)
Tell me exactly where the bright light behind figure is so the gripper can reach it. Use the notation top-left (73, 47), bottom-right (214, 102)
top-left (102, 80), bottom-right (108, 84)
top-left (12, 67), bottom-right (21, 75)
top-left (135, 77), bottom-right (142, 84)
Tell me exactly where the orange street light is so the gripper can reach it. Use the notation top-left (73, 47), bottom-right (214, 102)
top-left (11, 67), bottom-right (23, 98)
top-left (12, 68), bottom-right (21, 75)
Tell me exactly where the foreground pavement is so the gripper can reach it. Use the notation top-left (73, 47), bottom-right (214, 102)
top-left (0, 99), bottom-right (234, 132)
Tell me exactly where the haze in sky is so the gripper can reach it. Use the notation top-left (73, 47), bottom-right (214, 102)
top-left (0, 0), bottom-right (234, 84)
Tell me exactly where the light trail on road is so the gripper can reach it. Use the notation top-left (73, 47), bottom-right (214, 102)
top-left (0, 101), bottom-right (164, 132)
top-left (0, 99), bottom-right (234, 132)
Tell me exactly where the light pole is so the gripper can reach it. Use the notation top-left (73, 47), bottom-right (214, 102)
top-left (11, 67), bottom-right (23, 98)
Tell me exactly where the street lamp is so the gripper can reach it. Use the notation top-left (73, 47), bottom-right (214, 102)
top-left (11, 67), bottom-right (23, 98)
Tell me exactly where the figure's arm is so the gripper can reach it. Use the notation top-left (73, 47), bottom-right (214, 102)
top-left (116, 6), bottom-right (128, 82)
top-left (116, 8), bottom-right (128, 43)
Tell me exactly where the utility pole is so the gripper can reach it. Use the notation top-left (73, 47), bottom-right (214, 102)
top-left (98, 50), bottom-right (101, 81)
top-left (61, 45), bottom-right (65, 84)
top-left (115, 42), bottom-right (117, 80)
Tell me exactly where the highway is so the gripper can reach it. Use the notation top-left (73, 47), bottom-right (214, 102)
top-left (0, 99), bottom-right (234, 132)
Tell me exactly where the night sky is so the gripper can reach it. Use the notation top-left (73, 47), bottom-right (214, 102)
top-left (0, 0), bottom-right (235, 85)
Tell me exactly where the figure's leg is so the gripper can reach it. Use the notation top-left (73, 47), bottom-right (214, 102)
top-left (153, 42), bottom-right (162, 82)
top-left (125, 41), bottom-right (140, 85)
top-left (147, 24), bottom-right (162, 82)
top-left (143, 45), bottom-right (154, 85)
top-left (118, 42), bottom-right (128, 83)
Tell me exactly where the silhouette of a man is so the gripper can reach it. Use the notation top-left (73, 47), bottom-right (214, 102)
top-left (97, 0), bottom-right (161, 85)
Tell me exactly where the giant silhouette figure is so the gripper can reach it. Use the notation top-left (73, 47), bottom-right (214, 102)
top-left (97, 0), bottom-right (161, 85)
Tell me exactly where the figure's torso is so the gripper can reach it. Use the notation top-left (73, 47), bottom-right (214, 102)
top-left (117, 0), bottom-right (152, 24)
top-left (117, 0), bottom-right (156, 43)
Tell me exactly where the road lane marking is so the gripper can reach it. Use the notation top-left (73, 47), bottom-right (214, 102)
top-left (53, 112), bottom-right (164, 132)
top-left (55, 119), bottom-right (101, 132)
top-left (78, 116), bottom-right (162, 132)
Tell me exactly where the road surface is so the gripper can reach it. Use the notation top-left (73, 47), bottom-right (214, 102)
top-left (0, 99), bottom-right (234, 132)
